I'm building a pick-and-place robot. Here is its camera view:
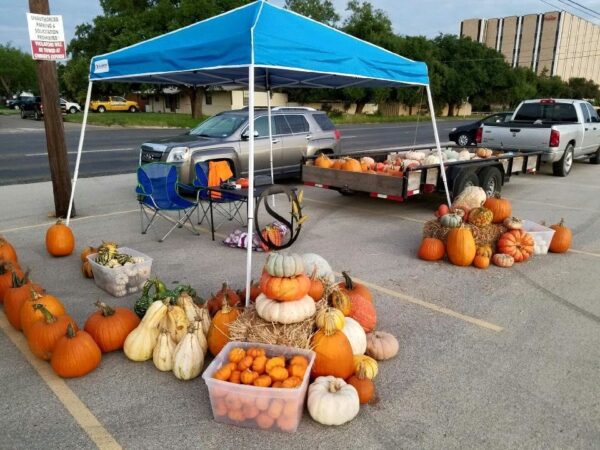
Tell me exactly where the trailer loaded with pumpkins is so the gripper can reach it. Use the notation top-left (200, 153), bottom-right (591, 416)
top-left (302, 145), bottom-right (543, 201)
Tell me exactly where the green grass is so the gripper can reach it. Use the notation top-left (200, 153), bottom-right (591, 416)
top-left (330, 113), bottom-right (475, 124)
top-left (0, 106), bottom-right (19, 115)
top-left (64, 111), bottom-right (206, 128)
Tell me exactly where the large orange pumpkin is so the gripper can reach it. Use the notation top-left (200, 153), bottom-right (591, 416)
top-left (51, 324), bottom-right (102, 378)
top-left (446, 226), bottom-right (476, 266)
top-left (338, 271), bottom-right (372, 303)
top-left (27, 305), bottom-right (78, 360)
top-left (315, 154), bottom-right (333, 169)
top-left (207, 299), bottom-right (241, 356)
top-left (417, 237), bottom-right (445, 261)
top-left (259, 272), bottom-right (311, 302)
top-left (4, 274), bottom-right (45, 330)
top-left (331, 159), bottom-right (344, 169)
top-left (341, 158), bottom-right (362, 172)
top-left (497, 229), bottom-right (534, 263)
top-left (311, 310), bottom-right (354, 379)
top-left (483, 194), bottom-right (512, 223)
top-left (349, 295), bottom-right (377, 332)
top-left (20, 291), bottom-right (66, 337)
top-left (549, 219), bottom-right (572, 253)
top-left (46, 219), bottom-right (75, 257)
top-left (0, 237), bottom-right (18, 264)
top-left (0, 262), bottom-right (24, 304)
top-left (84, 301), bottom-right (141, 352)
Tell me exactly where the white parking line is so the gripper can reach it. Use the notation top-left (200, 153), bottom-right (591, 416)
top-left (25, 147), bottom-right (137, 157)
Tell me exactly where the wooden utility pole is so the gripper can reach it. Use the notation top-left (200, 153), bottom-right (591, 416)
top-left (29, 0), bottom-right (73, 218)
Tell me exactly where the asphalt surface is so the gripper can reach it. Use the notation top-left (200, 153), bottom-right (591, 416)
top-left (0, 114), bottom-right (468, 185)
top-left (0, 159), bottom-right (599, 449)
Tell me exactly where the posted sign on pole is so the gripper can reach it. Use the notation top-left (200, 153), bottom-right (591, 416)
top-left (26, 13), bottom-right (66, 60)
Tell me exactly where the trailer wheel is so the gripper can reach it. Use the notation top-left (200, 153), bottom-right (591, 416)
top-left (479, 167), bottom-right (502, 197)
top-left (452, 171), bottom-right (479, 198)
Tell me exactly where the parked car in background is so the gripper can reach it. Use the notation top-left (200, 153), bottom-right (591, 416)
top-left (10, 94), bottom-right (36, 110)
top-left (478, 99), bottom-right (600, 176)
top-left (90, 96), bottom-right (139, 113)
top-left (139, 107), bottom-right (342, 184)
top-left (61, 98), bottom-right (81, 114)
top-left (449, 112), bottom-right (512, 146)
top-left (21, 96), bottom-right (66, 120)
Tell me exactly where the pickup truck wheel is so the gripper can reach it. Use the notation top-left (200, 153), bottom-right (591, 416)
top-left (97, 106), bottom-right (106, 113)
top-left (20, 110), bottom-right (26, 119)
top-left (552, 144), bottom-right (574, 177)
top-left (478, 167), bottom-right (502, 197)
top-left (452, 171), bottom-right (479, 198)
top-left (34, 111), bottom-right (40, 121)
top-left (129, 106), bottom-right (138, 113)
top-left (457, 133), bottom-right (470, 147)
top-left (590, 147), bottom-right (600, 165)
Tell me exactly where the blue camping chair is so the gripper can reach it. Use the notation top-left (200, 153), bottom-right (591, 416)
top-left (193, 161), bottom-right (245, 229)
top-left (136, 163), bottom-right (200, 242)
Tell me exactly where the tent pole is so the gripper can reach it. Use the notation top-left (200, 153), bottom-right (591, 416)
top-left (244, 65), bottom-right (256, 307)
top-left (426, 85), bottom-right (452, 208)
top-left (66, 81), bottom-right (93, 226)
top-left (267, 90), bottom-right (274, 185)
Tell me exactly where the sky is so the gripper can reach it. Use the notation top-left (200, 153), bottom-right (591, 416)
top-left (3, 0), bottom-right (600, 54)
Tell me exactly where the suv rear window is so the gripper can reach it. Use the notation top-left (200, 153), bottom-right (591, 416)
top-left (514, 103), bottom-right (578, 123)
top-left (312, 113), bottom-right (335, 131)
top-left (285, 115), bottom-right (310, 133)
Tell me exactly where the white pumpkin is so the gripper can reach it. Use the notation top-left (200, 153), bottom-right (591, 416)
top-left (302, 253), bottom-right (334, 284)
top-left (255, 294), bottom-right (316, 324)
top-left (458, 149), bottom-right (472, 161)
top-left (341, 317), bottom-right (367, 355)
top-left (444, 149), bottom-right (459, 161)
top-left (423, 154), bottom-right (440, 166)
top-left (402, 159), bottom-right (420, 170)
top-left (405, 150), bottom-right (426, 161)
top-left (172, 327), bottom-right (205, 381)
top-left (153, 329), bottom-right (176, 372)
top-left (454, 186), bottom-right (487, 209)
top-left (307, 376), bottom-right (360, 426)
top-left (264, 252), bottom-right (305, 277)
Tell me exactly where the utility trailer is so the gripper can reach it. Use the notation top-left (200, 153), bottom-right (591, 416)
top-left (301, 145), bottom-right (543, 202)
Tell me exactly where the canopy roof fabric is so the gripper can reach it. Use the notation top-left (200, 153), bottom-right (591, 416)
top-left (89, 1), bottom-right (429, 88)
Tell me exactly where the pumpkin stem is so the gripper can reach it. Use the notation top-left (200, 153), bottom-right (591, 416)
top-left (66, 323), bottom-right (76, 338)
top-left (328, 380), bottom-right (342, 393)
top-left (342, 271), bottom-right (354, 290)
top-left (30, 287), bottom-right (42, 301)
top-left (559, 218), bottom-right (565, 227)
top-left (95, 300), bottom-right (115, 317)
top-left (221, 292), bottom-right (232, 314)
top-left (12, 269), bottom-right (30, 288)
top-left (33, 304), bottom-right (57, 324)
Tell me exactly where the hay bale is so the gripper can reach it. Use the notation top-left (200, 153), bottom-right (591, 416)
top-left (423, 219), bottom-right (507, 249)
top-left (229, 299), bottom-right (327, 350)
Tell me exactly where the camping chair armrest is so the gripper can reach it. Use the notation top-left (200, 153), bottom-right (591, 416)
top-left (177, 182), bottom-right (196, 196)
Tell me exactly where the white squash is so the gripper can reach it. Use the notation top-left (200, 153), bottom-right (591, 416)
top-left (341, 317), bottom-right (367, 355)
top-left (423, 154), bottom-right (440, 166)
top-left (307, 376), bottom-right (360, 426)
top-left (172, 327), bottom-right (205, 381)
top-left (402, 159), bottom-right (420, 170)
top-left (444, 149), bottom-right (459, 160)
top-left (153, 329), bottom-right (176, 371)
top-left (264, 252), bottom-right (305, 277)
top-left (195, 306), bottom-right (211, 336)
top-left (192, 320), bottom-right (208, 354)
top-left (405, 150), bottom-right (426, 161)
top-left (165, 305), bottom-right (189, 344)
top-left (176, 292), bottom-right (203, 323)
top-left (454, 186), bottom-right (487, 209)
top-left (458, 149), bottom-right (472, 161)
top-left (255, 294), bottom-right (316, 324)
top-left (124, 300), bottom-right (167, 362)
top-left (302, 253), bottom-right (334, 284)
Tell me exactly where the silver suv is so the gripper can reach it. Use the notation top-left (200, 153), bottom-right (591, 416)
top-left (140, 107), bottom-right (342, 184)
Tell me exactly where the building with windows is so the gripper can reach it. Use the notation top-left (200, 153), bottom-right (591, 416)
top-left (460, 11), bottom-right (600, 83)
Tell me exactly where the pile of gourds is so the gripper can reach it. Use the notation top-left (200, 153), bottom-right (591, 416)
top-left (418, 187), bottom-right (573, 268)
top-left (1, 237), bottom-right (143, 378)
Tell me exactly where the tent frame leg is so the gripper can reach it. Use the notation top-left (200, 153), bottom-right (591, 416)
top-left (426, 85), bottom-right (452, 208)
top-left (244, 65), bottom-right (256, 307)
top-left (66, 81), bottom-right (93, 226)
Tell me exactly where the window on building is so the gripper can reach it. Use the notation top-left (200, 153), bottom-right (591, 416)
top-left (205, 91), bottom-right (212, 105)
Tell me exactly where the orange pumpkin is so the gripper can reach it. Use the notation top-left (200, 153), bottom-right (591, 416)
top-left (307, 268), bottom-right (325, 301)
top-left (26, 305), bottom-right (78, 360)
top-left (82, 261), bottom-right (94, 279)
top-left (311, 310), bottom-right (354, 379)
top-left (207, 299), bottom-right (241, 356)
top-left (329, 289), bottom-right (351, 316)
top-left (46, 219), bottom-right (75, 257)
top-left (347, 361), bottom-right (375, 404)
top-left (84, 301), bottom-right (140, 352)
top-left (417, 237), bottom-right (445, 261)
top-left (331, 159), bottom-right (344, 170)
top-left (207, 283), bottom-right (241, 317)
top-left (446, 226), bottom-right (476, 266)
top-left (20, 290), bottom-right (66, 337)
top-left (4, 274), bottom-right (45, 330)
top-left (497, 229), bottom-right (534, 263)
top-left (484, 194), bottom-right (512, 223)
top-left (0, 237), bottom-right (18, 264)
top-left (259, 272), bottom-right (311, 302)
top-left (341, 158), bottom-right (362, 172)
top-left (338, 271), bottom-right (372, 303)
top-left (0, 262), bottom-right (23, 304)
top-left (473, 255), bottom-right (490, 269)
top-left (50, 324), bottom-right (102, 378)
top-left (549, 219), bottom-right (572, 253)
top-left (238, 280), bottom-right (261, 303)
top-left (315, 153), bottom-right (333, 169)
top-left (349, 295), bottom-right (377, 332)
top-left (79, 246), bottom-right (98, 263)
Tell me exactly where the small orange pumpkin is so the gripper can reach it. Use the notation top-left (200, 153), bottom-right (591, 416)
top-left (4, 273), bottom-right (44, 330)
top-left (0, 237), bottom-right (18, 264)
top-left (417, 237), bottom-right (445, 261)
top-left (50, 324), bottom-right (102, 378)
top-left (315, 153), bottom-right (333, 169)
top-left (207, 297), bottom-right (241, 356)
top-left (341, 158), bottom-right (362, 172)
top-left (46, 219), bottom-right (75, 257)
top-left (549, 219), bottom-right (572, 253)
top-left (473, 255), bottom-right (490, 269)
top-left (20, 290), bottom-right (66, 337)
top-left (484, 194), bottom-right (512, 223)
top-left (307, 268), bottom-right (325, 301)
top-left (27, 304), bottom-right (78, 360)
top-left (259, 272), bottom-right (311, 302)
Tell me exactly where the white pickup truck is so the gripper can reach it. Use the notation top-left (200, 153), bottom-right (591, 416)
top-left (477, 99), bottom-right (600, 176)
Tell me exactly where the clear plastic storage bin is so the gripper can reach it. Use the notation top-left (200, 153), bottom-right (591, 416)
top-left (522, 220), bottom-right (555, 255)
top-left (87, 247), bottom-right (153, 297)
top-left (202, 342), bottom-right (315, 433)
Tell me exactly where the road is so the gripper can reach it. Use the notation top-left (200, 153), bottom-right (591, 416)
top-left (0, 114), bottom-right (469, 185)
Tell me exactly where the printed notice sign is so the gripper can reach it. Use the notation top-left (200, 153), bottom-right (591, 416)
top-left (26, 13), bottom-right (66, 60)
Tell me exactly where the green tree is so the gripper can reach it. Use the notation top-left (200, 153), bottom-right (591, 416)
top-left (284, 0), bottom-right (339, 26)
top-left (0, 44), bottom-right (38, 98)
top-left (567, 77), bottom-right (600, 100)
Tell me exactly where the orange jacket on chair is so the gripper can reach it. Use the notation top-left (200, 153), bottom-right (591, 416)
top-left (208, 160), bottom-right (234, 199)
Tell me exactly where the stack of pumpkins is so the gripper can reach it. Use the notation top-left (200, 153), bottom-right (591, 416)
top-left (254, 253), bottom-right (317, 325)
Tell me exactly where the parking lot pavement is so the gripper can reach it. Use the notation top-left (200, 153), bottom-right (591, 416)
top-left (0, 161), bottom-right (599, 449)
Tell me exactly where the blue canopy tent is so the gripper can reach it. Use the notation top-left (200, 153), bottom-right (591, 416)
top-left (67, 0), bottom-right (451, 305)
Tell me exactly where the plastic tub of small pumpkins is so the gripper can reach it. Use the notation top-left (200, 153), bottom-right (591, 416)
top-left (202, 341), bottom-right (315, 432)
top-left (521, 220), bottom-right (555, 255)
top-left (87, 247), bottom-right (153, 297)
